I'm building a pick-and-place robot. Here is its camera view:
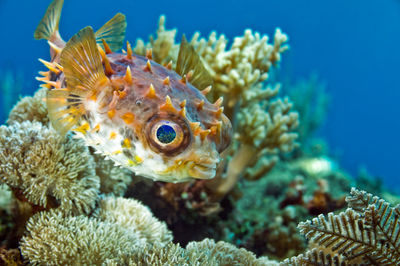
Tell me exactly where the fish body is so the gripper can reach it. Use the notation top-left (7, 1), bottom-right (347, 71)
top-left (35, 0), bottom-right (232, 182)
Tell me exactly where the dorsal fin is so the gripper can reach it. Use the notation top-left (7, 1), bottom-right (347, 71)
top-left (176, 35), bottom-right (213, 91)
top-left (34, 0), bottom-right (64, 42)
top-left (95, 13), bottom-right (127, 52)
top-left (47, 26), bottom-right (109, 135)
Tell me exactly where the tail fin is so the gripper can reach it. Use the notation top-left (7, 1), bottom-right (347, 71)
top-left (34, 0), bottom-right (64, 41)
top-left (95, 13), bottom-right (127, 52)
top-left (47, 26), bottom-right (109, 135)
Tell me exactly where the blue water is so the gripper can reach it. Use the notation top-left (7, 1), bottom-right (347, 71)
top-left (1, 0), bottom-right (399, 189)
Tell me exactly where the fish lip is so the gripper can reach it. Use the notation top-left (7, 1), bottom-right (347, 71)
top-left (191, 162), bottom-right (218, 179)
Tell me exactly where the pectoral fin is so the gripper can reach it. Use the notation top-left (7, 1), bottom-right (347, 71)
top-left (47, 26), bottom-right (109, 135)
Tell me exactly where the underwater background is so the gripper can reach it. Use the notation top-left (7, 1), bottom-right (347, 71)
top-left (1, 0), bottom-right (400, 264)
top-left (1, 0), bottom-right (399, 190)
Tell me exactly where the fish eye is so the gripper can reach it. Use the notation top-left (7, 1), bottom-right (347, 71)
top-left (156, 124), bottom-right (176, 144)
top-left (146, 115), bottom-right (191, 156)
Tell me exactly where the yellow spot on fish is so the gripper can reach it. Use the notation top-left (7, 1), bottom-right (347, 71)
top-left (127, 159), bottom-right (136, 166)
top-left (92, 123), bottom-right (101, 133)
top-left (122, 138), bottom-right (131, 148)
top-left (72, 122), bottom-right (90, 134)
top-left (108, 109), bottom-right (116, 119)
top-left (121, 112), bottom-right (135, 124)
top-left (134, 155), bottom-right (143, 164)
top-left (110, 131), bottom-right (117, 139)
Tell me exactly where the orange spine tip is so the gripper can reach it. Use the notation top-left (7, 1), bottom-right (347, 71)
top-left (98, 45), bottom-right (106, 58)
top-left (180, 75), bottom-right (187, 84)
top-left (197, 100), bottom-right (205, 110)
top-left (103, 56), bottom-right (114, 76)
top-left (144, 60), bottom-right (152, 72)
top-left (40, 84), bottom-right (53, 89)
top-left (214, 97), bottom-right (223, 107)
top-left (38, 58), bottom-right (60, 73)
top-left (179, 106), bottom-right (187, 118)
top-left (210, 121), bottom-right (222, 135)
top-left (201, 85), bottom-right (212, 96)
top-left (121, 112), bottom-right (135, 124)
top-left (47, 41), bottom-right (62, 54)
top-left (54, 63), bottom-right (63, 71)
top-left (180, 99), bottom-right (187, 108)
top-left (160, 95), bottom-right (176, 112)
top-left (126, 41), bottom-right (133, 59)
top-left (37, 77), bottom-right (60, 88)
top-left (36, 76), bottom-right (48, 82)
top-left (166, 60), bottom-right (173, 70)
top-left (38, 71), bottom-right (49, 76)
top-left (108, 109), bottom-right (116, 119)
top-left (186, 70), bottom-right (194, 82)
top-left (200, 129), bottom-right (211, 141)
top-left (146, 84), bottom-right (157, 98)
top-left (92, 124), bottom-right (101, 132)
top-left (190, 122), bottom-right (201, 135)
top-left (124, 66), bottom-right (133, 84)
top-left (163, 76), bottom-right (170, 86)
top-left (102, 39), bottom-right (112, 54)
top-left (146, 48), bottom-right (153, 60)
top-left (215, 107), bottom-right (224, 119)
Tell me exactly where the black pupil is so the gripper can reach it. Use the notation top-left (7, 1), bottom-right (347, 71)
top-left (156, 124), bottom-right (176, 144)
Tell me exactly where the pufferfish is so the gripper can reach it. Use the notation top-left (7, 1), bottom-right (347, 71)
top-left (35, 0), bottom-right (232, 182)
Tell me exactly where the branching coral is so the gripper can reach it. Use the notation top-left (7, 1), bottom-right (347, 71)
top-left (20, 196), bottom-right (173, 265)
top-left (92, 195), bottom-right (173, 245)
top-left (0, 121), bottom-right (99, 215)
top-left (92, 153), bottom-right (133, 196)
top-left (134, 15), bottom-right (299, 204)
top-left (20, 196), bottom-right (273, 265)
top-left (20, 209), bottom-right (146, 265)
top-left (284, 74), bottom-right (329, 147)
top-left (106, 238), bottom-right (272, 265)
top-left (7, 87), bottom-right (49, 126)
top-left (284, 188), bottom-right (400, 265)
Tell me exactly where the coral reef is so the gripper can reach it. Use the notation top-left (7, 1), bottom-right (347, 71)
top-left (135, 16), bottom-right (299, 199)
top-left (20, 196), bottom-right (173, 265)
top-left (129, 18), bottom-right (299, 241)
top-left (0, 11), bottom-right (399, 266)
top-left (7, 87), bottom-right (49, 126)
top-left (284, 188), bottom-right (400, 265)
top-left (0, 121), bottom-right (99, 215)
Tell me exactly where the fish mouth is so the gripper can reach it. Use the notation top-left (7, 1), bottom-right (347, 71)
top-left (189, 162), bottom-right (218, 179)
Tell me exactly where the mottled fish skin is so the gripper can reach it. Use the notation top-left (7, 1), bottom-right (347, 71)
top-left (74, 51), bottom-right (231, 182)
top-left (35, 0), bottom-right (232, 182)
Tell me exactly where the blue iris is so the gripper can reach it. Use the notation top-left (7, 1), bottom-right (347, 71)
top-left (156, 124), bottom-right (176, 144)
